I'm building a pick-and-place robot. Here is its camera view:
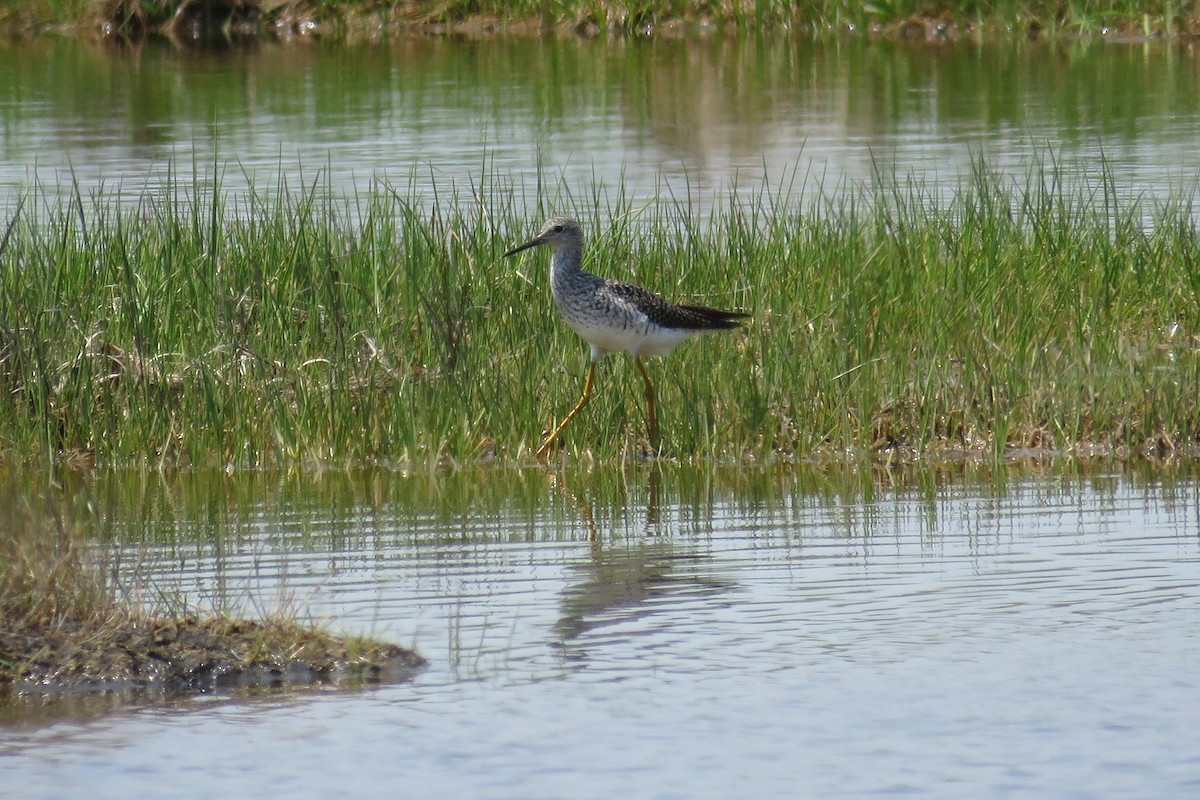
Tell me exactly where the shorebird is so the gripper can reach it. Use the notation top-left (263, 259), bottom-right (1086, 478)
top-left (504, 216), bottom-right (749, 458)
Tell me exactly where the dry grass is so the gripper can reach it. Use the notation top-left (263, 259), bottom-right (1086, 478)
top-left (0, 481), bottom-right (421, 692)
top-left (0, 486), bottom-right (112, 640)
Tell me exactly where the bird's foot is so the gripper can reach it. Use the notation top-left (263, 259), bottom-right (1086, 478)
top-left (535, 436), bottom-right (559, 460)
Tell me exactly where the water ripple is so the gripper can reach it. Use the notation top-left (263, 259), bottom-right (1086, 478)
top-left (8, 470), bottom-right (1200, 798)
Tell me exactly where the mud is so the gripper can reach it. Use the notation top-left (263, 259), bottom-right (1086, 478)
top-left (1, 613), bottom-right (424, 698)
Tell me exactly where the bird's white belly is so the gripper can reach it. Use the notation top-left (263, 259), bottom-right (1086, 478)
top-left (568, 318), bottom-right (696, 359)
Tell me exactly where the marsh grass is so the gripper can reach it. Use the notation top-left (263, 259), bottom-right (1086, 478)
top-left (0, 479), bottom-right (142, 685)
top-left (0, 482), bottom-right (113, 638)
top-left (3, 156), bottom-right (1200, 469)
top-left (0, 476), bottom-right (421, 690)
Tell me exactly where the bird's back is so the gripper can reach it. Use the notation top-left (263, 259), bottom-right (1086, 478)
top-left (551, 264), bottom-right (745, 359)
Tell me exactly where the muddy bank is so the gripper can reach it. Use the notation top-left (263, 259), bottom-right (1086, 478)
top-left (1, 612), bottom-right (425, 723)
top-left (1, 612), bottom-right (424, 699)
top-left (6, 1), bottom-right (1200, 43)
top-left (1, 479), bottom-right (422, 708)
top-left (4, 0), bottom-right (534, 43)
top-left (1, 613), bottom-right (424, 693)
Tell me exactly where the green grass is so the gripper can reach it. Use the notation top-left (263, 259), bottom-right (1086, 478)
top-left (5, 1), bottom-right (1199, 39)
top-left (2, 156), bottom-right (1199, 469)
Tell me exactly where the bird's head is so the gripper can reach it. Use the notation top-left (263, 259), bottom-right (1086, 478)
top-left (503, 216), bottom-right (582, 257)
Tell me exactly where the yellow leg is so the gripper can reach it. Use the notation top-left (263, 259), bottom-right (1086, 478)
top-left (537, 362), bottom-right (597, 459)
top-left (634, 357), bottom-right (659, 453)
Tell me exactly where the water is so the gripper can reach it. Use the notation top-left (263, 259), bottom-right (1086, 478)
top-left (4, 36), bottom-right (1200, 211)
top-left (3, 464), bottom-right (1200, 797)
top-left (5, 32), bottom-right (1200, 796)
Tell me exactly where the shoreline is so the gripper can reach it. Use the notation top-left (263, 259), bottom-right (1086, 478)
top-left (1, 503), bottom-right (423, 705)
top-left (2, 1), bottom-right (1199, 44)
top-left (2, 613), bottom-right (424, 698)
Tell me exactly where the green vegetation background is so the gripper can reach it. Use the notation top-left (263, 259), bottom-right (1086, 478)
top-left (3, 160), bottom-right (1198, 468)
top-left (5, 1), bottom-right (1200, 38)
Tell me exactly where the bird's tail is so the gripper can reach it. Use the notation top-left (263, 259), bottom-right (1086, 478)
top-left (678, 304), bottom-right (751, 330)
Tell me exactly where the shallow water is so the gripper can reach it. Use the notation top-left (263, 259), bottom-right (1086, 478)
top-left (4, 36), bottom-right (1200, 211)
top-left (3, 464), bottom-right (1200, 797)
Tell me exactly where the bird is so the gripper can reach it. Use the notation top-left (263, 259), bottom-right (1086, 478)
top-left (503, 215), bottom-right (749, 459)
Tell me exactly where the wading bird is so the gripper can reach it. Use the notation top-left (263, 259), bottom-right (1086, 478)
top-left (504, 216), bottom-right (749, 458)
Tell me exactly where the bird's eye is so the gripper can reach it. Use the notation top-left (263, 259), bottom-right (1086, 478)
top-left (553, 225), bottom-right (563, 232)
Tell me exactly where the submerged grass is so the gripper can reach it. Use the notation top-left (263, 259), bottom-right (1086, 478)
top-left (2, 157), bottom-right (1200, 469)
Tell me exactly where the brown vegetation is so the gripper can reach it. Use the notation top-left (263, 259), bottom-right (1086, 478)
top-left (6, 1), bottom-right (1200, 43)
top-left (0, 492), bottom-right (422, 696)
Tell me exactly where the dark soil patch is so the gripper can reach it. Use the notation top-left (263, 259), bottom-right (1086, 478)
top-left (8, 1), bottom-right (1200, 43)
top-left (1, 612), bottom-right (424, 697)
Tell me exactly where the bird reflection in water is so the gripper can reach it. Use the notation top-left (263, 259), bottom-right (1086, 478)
top-left (547, 468), bottom-right (735, 657)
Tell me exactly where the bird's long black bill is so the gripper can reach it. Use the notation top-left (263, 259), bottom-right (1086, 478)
top-left (503, 238), bottom-right (541, 258)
